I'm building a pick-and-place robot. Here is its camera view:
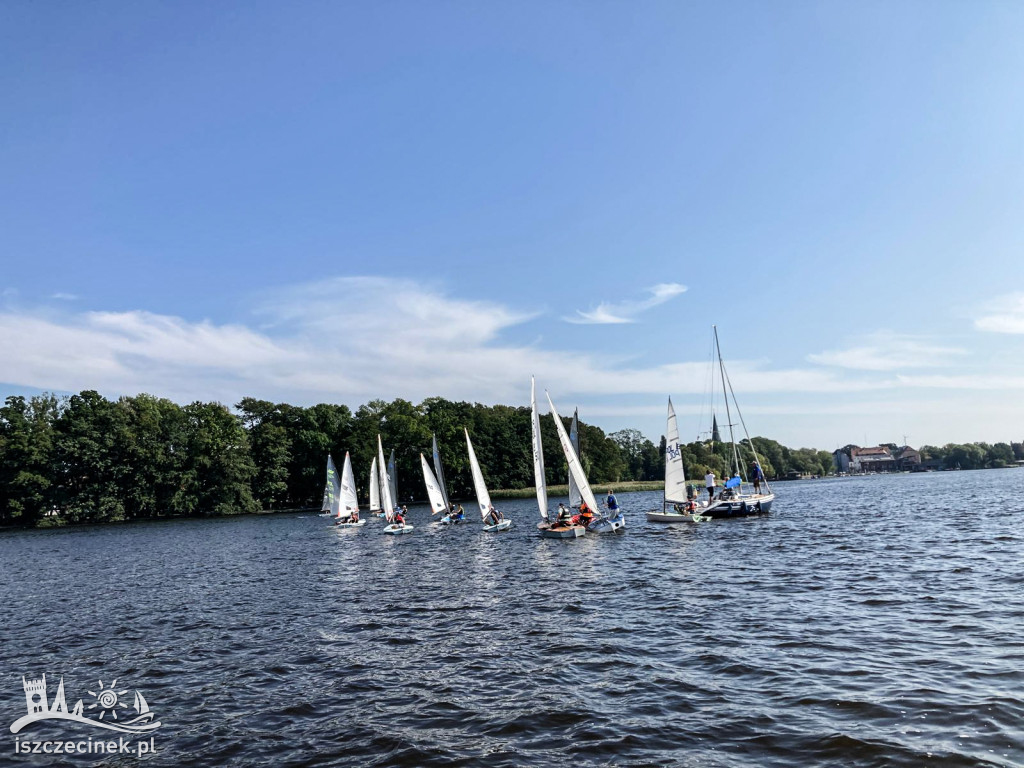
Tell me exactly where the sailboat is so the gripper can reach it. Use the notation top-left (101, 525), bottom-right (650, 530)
top-left (699, 326), bottom-right (775, 518)
top-left (533, 377), bottom-right (585, 538)
top-left (546, 393), bottom-right (625, 533)
top-left (387, 449), bottom-right (399, 507)
top-left (465, 428), bottom-right (512, 532)
top-left (368, 457), bottom-right (384, 517)
top-left (647, 398), bottom-right (705, 523)
top-left (334, 452), bottom-right (366, 527)
top-left (319, 454), bottom-right (340, 517)
top-left (430, 435), bottom-right (462, 524)
top-left (420, 453), bottom-right (449, 520)
top-left (379, 436), bottom-right (413, 534)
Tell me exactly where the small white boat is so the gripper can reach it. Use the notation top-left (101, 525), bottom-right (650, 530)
top-left (377, 435), bottom-right (412, 535)
top-left (465, 428), bottom-right (512, 532)
top-left (647, 398), bottom-right (703, 524)
top-left (332, 452), bottom-right (366, 528)
top-left (547, 392), bottom-right (624, 534)
top-left (531, 377), bottom-right (585, 539)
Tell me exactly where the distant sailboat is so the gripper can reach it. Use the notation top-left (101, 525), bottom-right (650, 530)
top-left (465, 428), bottom-right (512, 532)
top-left (379, 436), bottom-right (412, 534)
top-left (547, 393), bottom-right (625, 533)
top-left (700, 326), bottom-right (775, 518)
top-left (647, 398), bottom-right (704, 523)
top-left (334, 452), bottom-right (366, 527)
top-left (420, 453), bottom-right (449, 519)
top-left (533, 377), bottom-right (584, 538)
top-left (319, 454), bottom-right (340, 517)
top-left (387, 449), bottom-right (399, 507)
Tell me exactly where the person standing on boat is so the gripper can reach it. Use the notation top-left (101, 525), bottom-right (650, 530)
top-left (751, 462), bottom-right (764, 494)
top-left (606, 490), bottom-right (619, 513)
top-left (705, 471), bottom-right (716, 503)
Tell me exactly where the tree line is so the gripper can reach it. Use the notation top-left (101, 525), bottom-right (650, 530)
top-left (1, 390), bottom-right (833, 527)
top-left (918, 442), bottom-right (1024, 470)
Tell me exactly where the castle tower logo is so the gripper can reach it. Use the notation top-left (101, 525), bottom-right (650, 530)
top-left (11, 674), bottom-right (161, 735)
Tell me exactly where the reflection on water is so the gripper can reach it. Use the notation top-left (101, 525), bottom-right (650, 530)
top-left (2, 472), bottom-right (1024, 766)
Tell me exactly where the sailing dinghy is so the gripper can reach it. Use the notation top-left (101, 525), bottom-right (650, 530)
top-left (532, 377), bottom-right (584, 538)
top-left (319, 454), bottom-right (339, 517)
top-left (647, 398), bottom-right (705, 523)
top-left (369, 456), bottom-right (384, 517)
top-left (420, 453), bottom-right (451, 523)
top-left (429, 435), bottom-right (460, 524)
top-left (465, 428), bottom-right (512, 532)
top-left (379, 436), bottom-right (413, 535)
top-left (334, 452), bottom-right (366, 527)
top-left (547, 393), bottom-right (625, 534)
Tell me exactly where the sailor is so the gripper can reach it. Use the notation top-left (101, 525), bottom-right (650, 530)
top-left (455, 504), bottom-right (465, 521)
top-left (705, 471), bottom-right (716, 502)
top-left (394, 509), bottom-right (405, 526)
top-left (751, 462), bottom-right (764, 494)
top-left (579, 501), bottom-right (594, 526)
top-left (486, 505), bottom-right (503, 525)
top-left (349, 510), bottom-right (359, 524)
top-left (606, 490), bottom-right (619, 512)
top-left (556, 503), bottom-right (571, 525)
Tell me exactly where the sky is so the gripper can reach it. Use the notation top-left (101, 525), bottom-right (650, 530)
top-left (2, 1), bottom-right (1024, 450)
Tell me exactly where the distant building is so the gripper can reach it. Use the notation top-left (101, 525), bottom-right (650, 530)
top-left (834, 444), bottom-right (919, 474)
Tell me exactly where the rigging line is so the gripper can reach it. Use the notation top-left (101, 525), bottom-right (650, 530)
top-left (720, 351), bottom-right (770, 494)
top-left (713, 326), bottom-right (741, 478)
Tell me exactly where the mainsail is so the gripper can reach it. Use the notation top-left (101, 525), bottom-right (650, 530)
top-left (431, 434), bottom-right (451, 512)
top-left (531, 376), bottom-right (548, 520)
top-left (378, 436), bottom-right (395, 522)
top-left (369, 456), bottom-right (381, 513)
top-left (339, 452), bottom-right (359, 518)
top-left (664, 398), bottom-right (688, 504)
top-left (387, 449), bottom-right (399, 507)
top-left (547, 394), bottom-right (599, 514)
top-left (464, 428), bottom-right (491, 521)
top-left (322, 454), bottom-right (341, 515)
top-left (420, 454), bottom-right (448, 515)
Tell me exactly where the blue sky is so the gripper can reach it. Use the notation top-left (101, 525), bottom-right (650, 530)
top-left (2, 1), bottom-right (1024, 449)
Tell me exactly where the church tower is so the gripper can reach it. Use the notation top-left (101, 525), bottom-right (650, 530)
top-left (23, 674), bottom-right (48, 715)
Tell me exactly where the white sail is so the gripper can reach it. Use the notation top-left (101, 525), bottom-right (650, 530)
top-left (432, 434), bottom-right (451, 512)
top-left (531, 376), bottom-right (548, 520)
top-left (387, 449), bottom-right (399, 507)
top-left (420, 454), bottom-right (448, 515)
top-left (378, 436), bottom-right (395, 522)
top-left (464, 428), bottom-right (491, 520)
top-left (339, 452), bottom-right (359, 518)
top-left (546, 393), bottom-right (600, 513)
top-left (369, 456), bottom-right (381, 512)
top-left (568, 410), bottom-right (582, 508)
top-left (665, 397), bottom-right (688, 503)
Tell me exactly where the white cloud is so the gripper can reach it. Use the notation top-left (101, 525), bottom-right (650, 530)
top-left (50, 293), bottom-right (78, 301)
top-left (975, 292), bottom-right (1024, 334)
top-left (565, 282), bottom-right (687, 325)
top-left (0, 277), bottom-right (885, 410)
top-left (807, 332), bottom-right (967, 371)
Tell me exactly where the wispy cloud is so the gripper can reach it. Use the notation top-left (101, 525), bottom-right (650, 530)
top-left (975, 292), bottom-right (1024, 334)
top-left (0, 277), bottom-right (883, 409)
top-left (807, 332), bottom-right (967, 371)
top-left (565, 282), bottom-right (687, 325)
top-left (50, 293), bottom-right (78, 301)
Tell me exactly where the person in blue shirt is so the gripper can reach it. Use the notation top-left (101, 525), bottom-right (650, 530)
top-left (606, 490), bottom-right (619, 512)
top-left (751, 462), bottom-right (764, 494)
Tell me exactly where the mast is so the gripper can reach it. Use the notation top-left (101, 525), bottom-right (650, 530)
top-left (713, 325), bottom-right (742, 479)
top-left (568, 409), bottom-right (582, 508)
top-left (531, 376), bottom-right (548, 520)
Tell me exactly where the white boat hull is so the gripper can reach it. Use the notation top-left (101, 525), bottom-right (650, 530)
top-left (335, 519), bottom-right (366, 527)
top-left (383, 524), bottom-right (414, 535)
top-left (537, 522), bottom-right (585, 538)
top-left (587, 512), bottom-right (625, 533)
top-left (483, 519), bottom-right (512, 532)
top-left (646, 510), bottom-right (697, 523)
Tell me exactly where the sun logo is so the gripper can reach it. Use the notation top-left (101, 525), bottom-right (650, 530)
top-left (87, 679), bottom-right (129, 721)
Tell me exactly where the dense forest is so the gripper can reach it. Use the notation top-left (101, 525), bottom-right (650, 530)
top-left (2, 390), bottom-right (835, 526)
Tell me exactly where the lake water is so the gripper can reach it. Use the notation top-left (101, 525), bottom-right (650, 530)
top-left (2, 470), bottom-right (1023, 767)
